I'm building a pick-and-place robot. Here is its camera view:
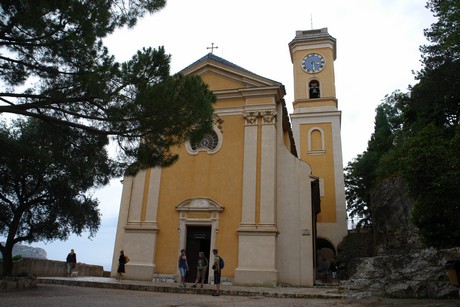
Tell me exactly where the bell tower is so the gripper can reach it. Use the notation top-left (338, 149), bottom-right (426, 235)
top-left (289, 28), bottom-right (347, 251)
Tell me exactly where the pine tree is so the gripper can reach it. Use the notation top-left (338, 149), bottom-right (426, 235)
top-left (0, 0), bottom-right (216, 174)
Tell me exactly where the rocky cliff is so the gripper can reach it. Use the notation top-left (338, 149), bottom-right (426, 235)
top-left (342, 247), bottom-right (460, 298)
top-left (370, 176), bottom-right (423, 254)
top-left (340, 177), bottom-right (459, 298)
top-left (0, 243), bottom-right (47, 260)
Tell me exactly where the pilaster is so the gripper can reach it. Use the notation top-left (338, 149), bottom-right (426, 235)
top-left (240, 111), bottom-right (258, 227)
top-left (235, 110), bottom-right (279, 287)
top-left (123, 168), bottom-right (162, 281)
top-left (259, 110), bottom-right (277, 226)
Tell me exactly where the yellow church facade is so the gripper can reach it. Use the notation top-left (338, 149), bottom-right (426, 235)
top-left (111, 28), bottom-right (347, 287)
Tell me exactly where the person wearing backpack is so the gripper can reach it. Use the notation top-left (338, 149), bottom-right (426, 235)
top-left (211, 248), bottom-right (223, 296)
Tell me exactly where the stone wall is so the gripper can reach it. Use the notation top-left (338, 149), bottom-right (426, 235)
top-left (0, 257), bottom-right (104, 277)
top-left (0, 276), bottom-right (37, 290)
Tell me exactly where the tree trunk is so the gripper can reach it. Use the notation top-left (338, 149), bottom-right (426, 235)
top-left (1, 244), bottom-right (14, 277)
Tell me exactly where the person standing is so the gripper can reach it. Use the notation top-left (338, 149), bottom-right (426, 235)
top-left (211, 248), bottom-right (221, 296)
top-left (178, 249), bottom-right (189, 288)
top-left (321, 257), bottom-right (329, 284)
top-left (66, 249), bottom-right (77, 277)
top-left (116, 250), bottom-right (127, 281)
top-left (330, 259), bottom-right (339, 284)
top-left (191, 251), bottom-right (208, 288)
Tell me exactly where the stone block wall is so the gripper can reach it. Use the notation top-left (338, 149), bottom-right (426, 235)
top-left (0, 276), bottom-right (37, 290)
top-left (0, 257), bottom-right (104, 277)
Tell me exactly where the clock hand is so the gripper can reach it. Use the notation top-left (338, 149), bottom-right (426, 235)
top-left (311, 61), bottom-right (319, 70)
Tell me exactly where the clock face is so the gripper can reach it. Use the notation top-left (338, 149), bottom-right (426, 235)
top-left (302, 53), bottom-right (325, 73)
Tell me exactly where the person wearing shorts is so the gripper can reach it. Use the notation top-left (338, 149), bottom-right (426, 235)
top-left (178, 249), bottom-right (189, 288)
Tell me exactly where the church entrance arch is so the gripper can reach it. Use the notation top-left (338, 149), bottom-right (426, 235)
top-left (176, 198), bottom-right (224, 284)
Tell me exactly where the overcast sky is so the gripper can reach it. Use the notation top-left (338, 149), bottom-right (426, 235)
top-left (29, 0), bottom-right (436, 271)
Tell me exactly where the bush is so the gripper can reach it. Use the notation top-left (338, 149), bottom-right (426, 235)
top-left (12, 255), bottom-right (23, 261)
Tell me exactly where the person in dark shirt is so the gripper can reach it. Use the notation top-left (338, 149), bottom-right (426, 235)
top-left (212, 249), bottom-right (221, 296)
top-left (117, 249), bottom-right (127, 281)
top-left (66, 249), bottom-right (77, 277)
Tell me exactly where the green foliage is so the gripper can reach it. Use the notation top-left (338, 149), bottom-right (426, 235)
top-left (421, 0), bottom-right (460, 70)
top-left (0, 0), bottom-right (216, 277)
top-left (344, 156), bottom-right (372, 227)
top-left (0, 0), bottom-right (216, 175)
top-left (12, 255), bottom-right (22, 261)
top-left (407, 60), bottom-right (460, 131)
top-left (345, 103), bottom-right (396, 227)
top-left (345, 0), bottom-right (460, 247)
top-left (0, 118), bottom-right (117, 276)
top-left (399, 124), bottom-right (460, 247)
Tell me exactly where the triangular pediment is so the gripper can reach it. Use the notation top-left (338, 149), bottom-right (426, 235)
top-left (180, 53), bottom-right (282, 92)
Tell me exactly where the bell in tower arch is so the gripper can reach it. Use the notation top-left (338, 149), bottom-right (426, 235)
top-left (309, 80), bottom-right (320, 99)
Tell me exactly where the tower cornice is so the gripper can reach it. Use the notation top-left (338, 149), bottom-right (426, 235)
top-left (288, 28), bottom-right (337, 62)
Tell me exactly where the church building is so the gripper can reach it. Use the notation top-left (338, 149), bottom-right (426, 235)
top-left (111, 28), bottom-right (347, 287)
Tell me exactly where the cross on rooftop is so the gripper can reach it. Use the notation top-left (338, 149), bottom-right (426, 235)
top-left (207, 43), bottom-right (218, 54)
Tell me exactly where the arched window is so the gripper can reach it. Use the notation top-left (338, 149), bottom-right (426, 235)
top-left (190, 130), bottom-right (219, 151)
top-left (310, 129), bottom-right (322, 151)
top-left (186, 127), bottom-right (223, 155)
top-left (309, 80), bottom-right (320, 99)
top-left (307, 127), bottom-right (325, 155)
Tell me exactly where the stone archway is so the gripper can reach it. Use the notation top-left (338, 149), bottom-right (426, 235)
top-left (316, 237), bottom-right (336, 259)
top-left (316, 237), bottom-right (336, 282)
